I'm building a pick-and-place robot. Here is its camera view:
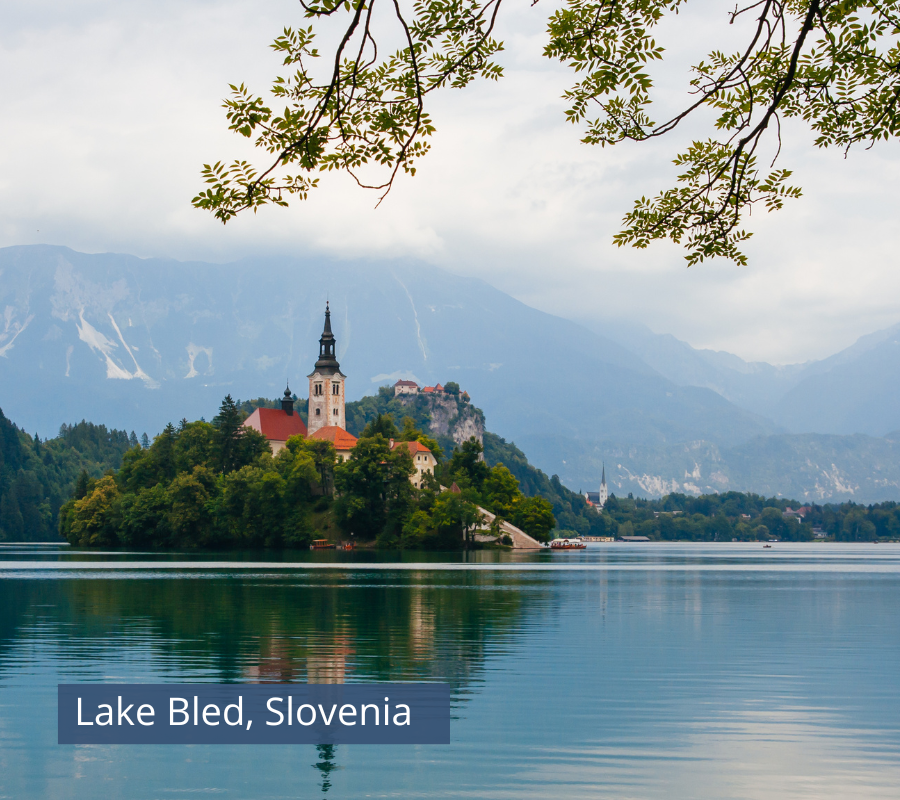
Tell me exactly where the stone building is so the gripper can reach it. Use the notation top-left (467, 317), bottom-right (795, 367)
top-left (307, 302), bottom-right (346, 434)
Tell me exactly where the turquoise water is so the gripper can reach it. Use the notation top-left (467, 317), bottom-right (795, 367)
top-left (1, 543), bottom-right (899, 798)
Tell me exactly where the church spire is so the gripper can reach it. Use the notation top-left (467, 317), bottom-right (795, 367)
top-left (601, 463), bottom-right (606, 486)
top-left (315, 302), bottom-right (340, 371)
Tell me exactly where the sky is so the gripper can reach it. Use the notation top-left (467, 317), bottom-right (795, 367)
top-left (1, 0), bottom-right (898, 365)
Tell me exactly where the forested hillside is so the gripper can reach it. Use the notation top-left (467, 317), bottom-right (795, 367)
top-left (0, 409), bottom-right (134, 541)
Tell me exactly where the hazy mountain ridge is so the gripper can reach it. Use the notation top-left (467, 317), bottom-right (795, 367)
top-left (2, 244), bottom-right (899, 503)
top-left (524, 431), bottom-right (900, 504)
top-left (584, 316), bottom-right (900, 437)
top-left (0, 245), bottom-right (775, 449)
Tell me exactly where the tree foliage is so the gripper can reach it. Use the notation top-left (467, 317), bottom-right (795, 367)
top-left (0, 410), bottom-right (134, 542)
top-left (194, 0), bottom-right (900, 264)
top-left (600, 490), bottom-right (900, 541)
top-left (61, 417), bottom-right (324, 550)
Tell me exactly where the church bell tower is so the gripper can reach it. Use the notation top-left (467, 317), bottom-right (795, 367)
top-left (307, 302), bottom-right (346, 433)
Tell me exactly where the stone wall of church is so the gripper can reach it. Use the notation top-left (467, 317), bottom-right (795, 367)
top-left (308, 371), bottom-right (345, 433)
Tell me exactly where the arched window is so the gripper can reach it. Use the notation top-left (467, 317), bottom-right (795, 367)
top-left (315, 408), bottom-right (321, 416)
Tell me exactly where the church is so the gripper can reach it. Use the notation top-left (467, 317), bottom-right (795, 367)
top-left (243, 304), bottom-right (437, 484)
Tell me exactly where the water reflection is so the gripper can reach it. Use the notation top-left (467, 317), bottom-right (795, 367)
top-left (314, 744), bottom-right (339, 794)
top-left (0, 546), bottom-right (899, 799)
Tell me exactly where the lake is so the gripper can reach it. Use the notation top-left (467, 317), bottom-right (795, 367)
top-left (1, 543), bottom-right (899, 798)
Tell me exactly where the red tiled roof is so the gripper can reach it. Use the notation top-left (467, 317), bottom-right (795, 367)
top-left (421, 386), bottom-right (435, 393)
top-left (394, 380), bottom-right (418, 387)
top-left (391, 439), bottom-right (433, 456)
top-left (243, 407), bottom-right (307, 442)
top-left (308, 426), bottom-right (358, 451)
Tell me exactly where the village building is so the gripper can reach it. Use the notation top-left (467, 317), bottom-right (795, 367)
top-left (308, 425), bottom-right (358, 462)
top-left (391, 439), bottom-right (437, 488)
top-left (394, 380), bottom-right (419, 396)
top-left (242, 386), bottom-right (308, 455)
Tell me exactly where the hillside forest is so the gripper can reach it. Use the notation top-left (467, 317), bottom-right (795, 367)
top-left (57, 397), bottom-right (556, 550)
top-left (2, 392), bottom-right (899, 546)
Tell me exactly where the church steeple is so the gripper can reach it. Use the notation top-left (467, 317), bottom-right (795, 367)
top-left (281, 383), bottom-right (294, 415)
top-left (308, 302), bottom-right (347, 434)
top-left (315, 302), bottom-right (340, 371)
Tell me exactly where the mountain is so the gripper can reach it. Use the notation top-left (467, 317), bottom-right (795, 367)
top-left (3, 244), bottom-right (900, 504)
top-left (530, 431), bottom-right (900, 504)
top-left (771, 323), bottom-right (900, 435)
top-left (581, 317), bottom-right (808, 416)
top-left (0, 245), bottom-right (776, 452)
top-left (583, 317), bottom-right (900, 437)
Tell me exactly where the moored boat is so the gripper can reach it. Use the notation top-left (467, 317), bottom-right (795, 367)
top-left (549, 537), bottom-right (587, 550)
top-left (310, 539), bottom-right (336, 550)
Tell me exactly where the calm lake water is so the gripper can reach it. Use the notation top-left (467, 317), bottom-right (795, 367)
top-left (1, 543), bottom-right (899, 799)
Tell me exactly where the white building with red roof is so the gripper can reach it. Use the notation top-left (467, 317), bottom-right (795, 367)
top-left (391, 439), bottom-right (437, 488)
top-left (243, 386), bottom-right (308, 455)
top-left (308, 425), bottom-right (358, 462)
top-left (393, 379), bottom-right (419, 396)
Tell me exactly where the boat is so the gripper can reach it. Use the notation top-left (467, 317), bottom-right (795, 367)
top-left (549, 537), bottom-right (587, 550)
top-left (310, 539), bottom-right (336, 550)
top-left (763, 544), bottom-right (772, 548)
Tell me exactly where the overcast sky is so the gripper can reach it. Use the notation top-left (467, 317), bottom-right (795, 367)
top-left (2, 0), bottom-right (898, 364)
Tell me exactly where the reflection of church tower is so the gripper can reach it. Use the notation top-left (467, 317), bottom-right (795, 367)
top-left (307, 303), bottom-right (346, 434)
top-left (598, 464), bottom-right (608, 508)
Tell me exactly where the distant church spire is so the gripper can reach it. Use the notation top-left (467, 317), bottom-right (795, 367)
top-left (601, 464), bottom-right (606, 486)
top-left (315, 302), bottom-right (340, 371)
top-left (598, 463), bottom-right (608, 508)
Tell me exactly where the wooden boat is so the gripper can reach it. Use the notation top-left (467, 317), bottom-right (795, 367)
top-left (549, 537), bottom-right (587, 550)
top-left (310, 539), bottom-right (336, 550)
top-left (763, 544), bottom-right (772, 548)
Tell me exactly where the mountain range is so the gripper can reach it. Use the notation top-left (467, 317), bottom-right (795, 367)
top-left (1, 244), bottom-right (898, 503)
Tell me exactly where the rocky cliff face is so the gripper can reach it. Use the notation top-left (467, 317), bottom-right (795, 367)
top-left (397, 393), bottom-right (484, 447)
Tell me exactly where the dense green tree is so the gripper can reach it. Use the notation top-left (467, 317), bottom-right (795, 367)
top-left (0, 409), bottom-right (133, 542)
top-left (361, 413), bottom-right (401, 441)
top-left (193, 0), bottom-right (900, 265)
top-left (431, 492), bottom-right (482, 549)
top-left (512, 497), bottom-right (557, 543)
top-left (65, 475), bottom-right (121, 548)
top-left (333, 434), bottom-right (415, 540)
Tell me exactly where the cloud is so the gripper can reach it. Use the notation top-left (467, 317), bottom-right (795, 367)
top-left (0, 0), bottom-right (898, 364)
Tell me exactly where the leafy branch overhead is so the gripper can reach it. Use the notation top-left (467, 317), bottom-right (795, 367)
top-left (193, 0), bottom-right (900, 265)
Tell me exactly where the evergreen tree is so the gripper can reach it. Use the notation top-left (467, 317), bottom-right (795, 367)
top-left (212, 395), bottom-right (245, 474)
top-left (140, 433), bottom-right (150, 449)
